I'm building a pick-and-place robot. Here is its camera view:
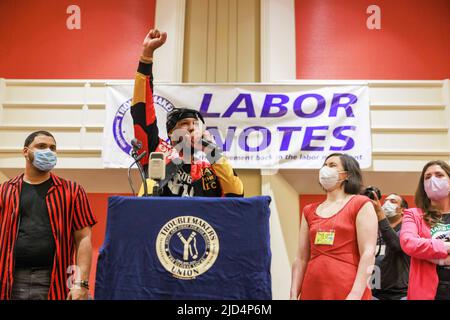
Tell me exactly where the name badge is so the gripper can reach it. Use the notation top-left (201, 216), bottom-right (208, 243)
top-left (379, 245), bottom-right (386, 256)
top-left (314, 230), bottom-right (335, 246)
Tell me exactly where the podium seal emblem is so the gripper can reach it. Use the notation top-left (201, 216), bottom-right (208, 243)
top-left (156, 216), bottom-right (219, 280)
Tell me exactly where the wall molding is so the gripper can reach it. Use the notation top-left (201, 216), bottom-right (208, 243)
top-left (154, 0), bottom-right (186, 83)
top-left (261, 0), bottom-right (296, 82)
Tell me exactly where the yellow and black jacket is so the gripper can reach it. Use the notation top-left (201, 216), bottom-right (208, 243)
top-left (131, 61), bottom-right (244, 197)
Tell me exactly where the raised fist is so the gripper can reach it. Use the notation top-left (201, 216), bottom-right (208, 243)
top-left (142, 29), bottom-right (167, 58)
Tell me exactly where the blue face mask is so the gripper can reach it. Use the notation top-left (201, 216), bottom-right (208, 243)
top-left (32, 149), bottom-right (57, 172)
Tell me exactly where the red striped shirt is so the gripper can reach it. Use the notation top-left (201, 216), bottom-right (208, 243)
top-left (0, 174), bottom-right (97, 300)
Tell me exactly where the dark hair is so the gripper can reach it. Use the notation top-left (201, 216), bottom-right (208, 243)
top-left (324, 153), bottom-right (363, 195)
top-left (24, 131), bottom-right (56, 147)
top-left (390, 193), bottom-right (409, 209)
top-left (415, 160), bottom-right (450, 227)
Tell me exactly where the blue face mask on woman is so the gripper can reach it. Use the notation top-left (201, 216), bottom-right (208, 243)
top-left (31, 148), bottom-right (57, 172)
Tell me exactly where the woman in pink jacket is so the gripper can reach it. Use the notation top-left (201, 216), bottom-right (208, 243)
top-left (400, 160), bottom-right (450, 300)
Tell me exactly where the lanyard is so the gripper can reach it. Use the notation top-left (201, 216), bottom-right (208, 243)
top-left (314, 196), bottom-right (353, 246)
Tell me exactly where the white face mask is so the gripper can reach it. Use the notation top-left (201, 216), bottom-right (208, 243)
top-left (382, 201), bottom-right (399, 218)
top-left (319, 166), bottom-right (345, 191)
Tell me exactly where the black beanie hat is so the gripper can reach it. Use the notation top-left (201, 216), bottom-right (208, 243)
top-left (166, 108), bottom-right (205, 135)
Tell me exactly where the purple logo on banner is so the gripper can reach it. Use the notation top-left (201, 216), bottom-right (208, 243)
top-left (112, 98), bottom-right (132, 154)
top-left (112, 95), bottom-right (175, 155)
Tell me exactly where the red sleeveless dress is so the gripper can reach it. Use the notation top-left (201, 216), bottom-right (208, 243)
top-left (300, 195), bottom-right (372, 300)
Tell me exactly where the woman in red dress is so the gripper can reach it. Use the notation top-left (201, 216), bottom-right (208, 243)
top-left (290, 153), bottom-right (378, 300)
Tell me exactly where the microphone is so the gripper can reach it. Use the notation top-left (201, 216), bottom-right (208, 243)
top-left (128, 137), bottom-right (148, 197)
top-left (135, 150), bottom-right (147, 162)
top-left (173, 135), bottom-right (223, 163)
top-left (149, 152), bottom-right (166, 196)
top-left (173, 134), bottom-right (219, 149)
top-left (149, 152), bottom-right (166, 180)
top-left (130, 138), bottom-right (146, 163)
top-left (131, 138), bottom-right (143, 151)
top-left (201, 138), bottom-right (223, 164)
top-left (201, 138), bottom-right (220, 150)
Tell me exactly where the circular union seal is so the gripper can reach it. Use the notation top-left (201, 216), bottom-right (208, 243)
top-left (156, 216), bottom-right (219, 280)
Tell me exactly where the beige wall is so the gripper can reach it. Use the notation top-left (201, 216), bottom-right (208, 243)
top-left (183, 0), bottom-right (260, 83)
top-left (183, 0), bottom-right (263, 196)
top-left (262, 171), bottom-right (300, 299)
top-left (235, 169), bottom-right (261, 197)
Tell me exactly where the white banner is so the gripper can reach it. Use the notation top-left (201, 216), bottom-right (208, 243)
top-left (102, 84), bottom-right (371, 169)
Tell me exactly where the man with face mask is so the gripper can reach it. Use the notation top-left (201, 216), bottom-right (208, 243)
top-left (371, 193), bottom-right (410, 300)
top-left (0, 131), bottom-right (97, 300)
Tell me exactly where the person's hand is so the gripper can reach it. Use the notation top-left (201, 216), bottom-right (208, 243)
top-left (67, 287), bottom-right (89, 300)
top-left (202, 130), bottom-right (223, 163)
top-left (202, 130), bottom-right (216, 147)
top-left (290, 292), bottom-right (300, 300)
top-left (444, 242), bottom-right (450, 253)
top-left (443, 255), bottom-right (450, 265)
top-left (142, 29), bottom-right (167, 58)
top-left (438, 255), bottom-right (450, 266)
top-left (371, 191), bottom-right (385, 221)
top-left (430, 255), bottom-right (450, 265)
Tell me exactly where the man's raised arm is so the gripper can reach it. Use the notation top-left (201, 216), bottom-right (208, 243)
top-left (130, 29), bottom-right (167, 171)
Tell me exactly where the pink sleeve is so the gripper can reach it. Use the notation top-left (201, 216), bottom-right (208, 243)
top-left (400, 209), bottom-right (448, 260)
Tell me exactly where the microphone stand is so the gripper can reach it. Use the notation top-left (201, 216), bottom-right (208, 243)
top-left (152, 179), bottom-right (161, 197)
top-left (129, 149), bottom-right (149, 197)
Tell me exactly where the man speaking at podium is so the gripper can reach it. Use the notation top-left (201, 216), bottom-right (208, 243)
top-left (131, 29), bottom-right (244, 197)
top-left (95, 31), bottom-right (274, 300)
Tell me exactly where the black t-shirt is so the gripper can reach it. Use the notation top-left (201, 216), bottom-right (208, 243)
top-left (14, 179), bottom-right (56, 268)
top-left (161, 163), bottom-right (222, 197)
top-left (431, 213), bottom-right (450, 284)
top-left (162, 164), bottom-right (195, 197)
